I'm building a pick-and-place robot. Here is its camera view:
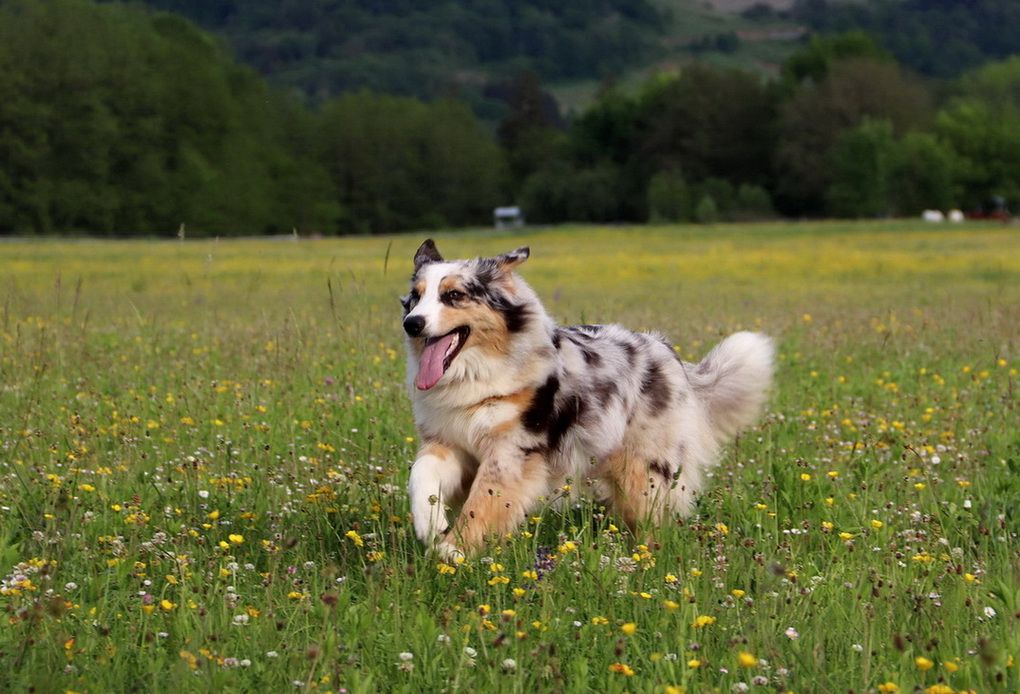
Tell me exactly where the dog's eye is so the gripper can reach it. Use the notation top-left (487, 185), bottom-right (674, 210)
top-left (443, 290), bottom-right (466, 303)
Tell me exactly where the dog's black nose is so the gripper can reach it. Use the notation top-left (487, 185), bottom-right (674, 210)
top-left (403, 315), bottom-right (426, 337)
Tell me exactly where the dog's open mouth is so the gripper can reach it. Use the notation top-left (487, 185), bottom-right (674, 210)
top-left (415, 326), bottom-right (470, 390)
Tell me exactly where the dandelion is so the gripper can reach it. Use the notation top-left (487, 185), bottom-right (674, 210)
top-left (160, 599), bottom-right (176, 612)
top-left (345, 530), bottom-right (363, 547)
top-left (591, 616), bottom-right (609, 626)
top-left (688, 658), bottom-right (701, 668)
top-left (692, 615), bottom-right (716, 628)
top-left (915, 656), bottom-right (934, 671)
top-left (800, 473), bottom-right (812, 481)
top-left (436, 562), bottom-right (456, 575)
top-left (737, 651), bottom-right (757, 668)
top-left (870, 520), bottom-right (884, 530)
top-left (621, 622), bottom-right (637, 636)
top-left (876, 684), bottom-right (899, 694)
top-left (228, 533), bottom-right (244, 545)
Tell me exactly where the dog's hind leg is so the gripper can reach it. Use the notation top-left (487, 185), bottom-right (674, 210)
top-left (438, 449), bottom-right (549, 558)
top-left (409, 443), bottom-right (476, 545)
top-left (600, 449), bottom-right (674, 533)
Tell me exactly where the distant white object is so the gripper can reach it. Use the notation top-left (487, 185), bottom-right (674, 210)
top-left (494, 206), bottom-right (525, 229)
top-left (948, 209), bottom-right (964, 222)
top-left (922, 209), bottom-right (944, 223)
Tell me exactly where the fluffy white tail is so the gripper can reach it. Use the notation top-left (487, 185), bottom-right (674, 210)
top-left (690, 332), bottom-right (775, 441)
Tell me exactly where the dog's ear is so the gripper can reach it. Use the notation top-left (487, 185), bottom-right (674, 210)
top-left (493, 246), bottom-right (530, 274)
top-left (413, 239), bottom-right (443, 271)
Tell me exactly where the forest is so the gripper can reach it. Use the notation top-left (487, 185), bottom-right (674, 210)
top-left (0, 0), bottom-right (1018, 235)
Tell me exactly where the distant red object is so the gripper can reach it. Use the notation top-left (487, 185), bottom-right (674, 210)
top-left (966, 196), bottom-right (1011, 222)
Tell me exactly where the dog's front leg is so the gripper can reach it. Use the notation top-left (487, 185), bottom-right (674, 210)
top-left (438, 447), bottom-right (549, 559)
top-left (409, 442), bottom-right (474, 546)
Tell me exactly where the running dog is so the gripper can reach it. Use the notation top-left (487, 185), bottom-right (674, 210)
top-left (402, 239), bottom-right (774, 559)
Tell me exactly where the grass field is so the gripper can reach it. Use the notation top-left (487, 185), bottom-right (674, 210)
top-left (0, 221), bottom-right (1017, 693)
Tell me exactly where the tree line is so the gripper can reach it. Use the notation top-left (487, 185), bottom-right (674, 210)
top-left (0, 0), bottom-right (1018, 235)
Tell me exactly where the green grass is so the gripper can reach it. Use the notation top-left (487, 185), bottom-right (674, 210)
top-left (0, 221), bottom-right (1017, 693)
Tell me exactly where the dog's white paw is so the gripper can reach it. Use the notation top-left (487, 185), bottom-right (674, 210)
top-left (433, 541), bottom-right (464, 564)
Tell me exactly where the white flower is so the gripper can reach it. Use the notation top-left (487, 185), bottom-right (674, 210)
top-left (64, 582), bottom-right (78, 591)
top-left (983, 606), bottom-right (996, 619)
top-left (930, 455), bottom-right (941, 465)
top-left (239, 659), bottom-right (251, 667)
top-left (437, 634), bottom-right (451, 644)
top-left (501, 658), bottom-right (517, 672)
top-left (198, 490), bottom-right (209, 499)
top-left (233, 614), bottom-right (249, 625)
top-left (398, 652), bottom-right (414, 662)
top-left (784, 627), bottom-right (799, 640)
top-left (464, 646), bottom-right (478, 658)
top-left (852, 643), bottom-right (864, 652)
top-left (265, 651), bottom-right (279, 659)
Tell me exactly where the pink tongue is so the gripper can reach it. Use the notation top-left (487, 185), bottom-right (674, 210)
top-left (415, 333), bottom-right (456, 390)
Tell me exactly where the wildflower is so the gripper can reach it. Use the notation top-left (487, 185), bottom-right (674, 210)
top-left (944, 660), bottom-right (959, 673)
top-left (924, 686), bottom-right (953, 694)
top-left (608, 663), bottom-right (635, 676)
top-left (663, 599), bottom-right (680, 611)
top-left (287, 591), bottom-right (305, 600)
top-left (665, 686), bottom-right (685, 694)
top-left (715, 523), bottom-right (729, 535)
top-left (915, 656), bottom-right (934, 671)
top-left (800, 473), bottom-right (812, 481)
top-left (345, 530), bottom-right (363, 547)
top-left (501, 658), bottom-right (517, 672)
top-left (877, 683), bottom-right (899, 694)
top-left (591, 616), bottom-right (609, 626)
top-left (621, 622), bottom-right (637, 636)
top-left (731, 589), bottom-right (746, 598)
top-left (870, 520), bottom-right (884, 530)
top-left (692, 615), bottom-right (716, 628)
top-left (687, 658), bottom-right (701, 668)
top-left (983, 606), bottom-right (996, 618)
top-left (512, 587), bottom-right (526, 598)
top-left (839, 532), bottom-right (854, 541)
top-left (436, 562), bottom-right (456, 575)
top-left (665, 573), bottom-right (678, 584)
top-left (558, 541), bottom-right (577, 554)
top-left (228, 534), bottom-right (244, 545)
top-left (737, 651), bottom-right (757, 668)
top-left (785, 627), bottom-right (799, 639)
top-left (160, 599), bottom-right (176, 612)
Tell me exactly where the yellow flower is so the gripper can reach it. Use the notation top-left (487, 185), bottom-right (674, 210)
top-left (663, 600), bottom-right (679, 611)
top-left (664, 685), bottom-right (685, 694)
top-left (608, 663), bottom-right (635, 676)
top-left (877, 683), bottom-right (899, 694)
top-left (839, 532), bottom-right (854, 541)
top-left (160, 599), bottom-right (176, 611)
top-left (345, 530), bottom-right (363, 547)
top-left (715, 523), bottom-right (729, 535)
top-left (512, 587), bottom-right (526, 598)
top-left (207, 509), bottom-right (220, 520)
top-left (141, 604), bottom-right (155, 615)
top-left (870, 520), bottom-right (884, 530)
top-left (944, 660), bottom-right (959, 673)
top-left (731, 589), bottom-right (746, 598)
top-left (228, 534), bottom-right (244, 545)
top-left (591, 616), bottom-right (609, 626)
top-left (287, 591), bottom-right (305, 600)
top-left (692, 615), bottom-right (716, 628)
top-left (688, 658), bottom-right (701, 668)
top-left (738, 651), bottom-right (757, 668)
top-left (558, 541), bottom-right (577, 554)
top-left (621, 622), bottom-right (637, 636)
top-left (800, 473), bottom-right (812, 481)
top-left (436, 562), bottom-right (456, 575)
top-left (665, 573), bottom-right (678, 584)
top-left (915, 656), bottom-right (934, 671)
top-left (924, 685), bottom-right (953, 694)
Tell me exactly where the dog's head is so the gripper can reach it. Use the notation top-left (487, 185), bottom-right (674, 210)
top-left (402, 239), bottom-right (533, 391)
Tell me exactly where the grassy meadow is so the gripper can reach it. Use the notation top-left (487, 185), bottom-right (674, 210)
top-left (0, 221), bottom-right (1017, 693)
